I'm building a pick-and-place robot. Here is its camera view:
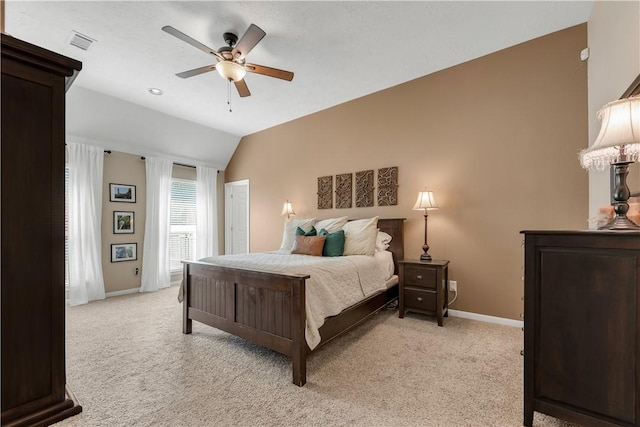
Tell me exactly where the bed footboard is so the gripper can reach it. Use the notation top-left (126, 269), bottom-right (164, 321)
top-left (182, 261), bottom-right (310, 386)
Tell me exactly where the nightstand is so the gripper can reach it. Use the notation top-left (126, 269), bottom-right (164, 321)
top-left (398, 259), bottom-right (450, 326)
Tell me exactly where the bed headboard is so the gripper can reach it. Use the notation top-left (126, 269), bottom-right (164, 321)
top-left (377, 218), bottom-right (405, 275)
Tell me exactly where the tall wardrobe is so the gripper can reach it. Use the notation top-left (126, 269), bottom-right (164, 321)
top-left (1, 34), bottom-right (83, 426)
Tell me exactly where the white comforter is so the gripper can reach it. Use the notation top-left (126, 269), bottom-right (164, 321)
top-left (197, 252), bottom-right (388, 349)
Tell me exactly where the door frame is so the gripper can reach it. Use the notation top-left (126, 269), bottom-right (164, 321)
top-left (224, 179), bottom-right (250, 254)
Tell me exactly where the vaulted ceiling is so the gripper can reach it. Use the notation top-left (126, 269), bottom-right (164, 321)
top-left (5, 1), bottom-right (593, 168)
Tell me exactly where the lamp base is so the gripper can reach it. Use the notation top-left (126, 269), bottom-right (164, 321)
top-left (598, 216), bottom-right (640, 230)
top-left (420, 253), bottom-right (432, 261)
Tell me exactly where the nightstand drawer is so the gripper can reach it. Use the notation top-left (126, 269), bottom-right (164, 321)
top-left (404, 266), bottom-right (436, 289)
top-left (404, 288), bottom-right (436, 312)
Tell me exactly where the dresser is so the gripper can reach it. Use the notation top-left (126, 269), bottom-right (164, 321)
top-left (522, 230), bottom-right (640, 427)
top-left (1, 34), bottom-right (82, 426)
top-left (398, 260), bottom-right (449, 326)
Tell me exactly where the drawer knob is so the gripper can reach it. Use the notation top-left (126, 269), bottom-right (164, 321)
top-left (416, 297), bottom-right (423, 302)
top-left (416, 275), bottom-right (423, 280)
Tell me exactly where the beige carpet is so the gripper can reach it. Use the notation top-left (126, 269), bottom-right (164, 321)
top-left (56, 287), bottom-right (572, 427)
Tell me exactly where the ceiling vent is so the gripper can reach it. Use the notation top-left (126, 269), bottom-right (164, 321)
top-left (67, 31), bottom-right (96, 51)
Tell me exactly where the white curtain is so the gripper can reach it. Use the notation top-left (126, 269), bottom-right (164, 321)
top-left (140, 157), bottom-right (173, 292)
top-left (68, 142), bottom-right (105, 306)
top-left (196, 165), bottom-right (219, 259)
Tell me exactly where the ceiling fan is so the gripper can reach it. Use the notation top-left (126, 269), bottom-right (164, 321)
top-left (162, 23), bottom-right (294, 99)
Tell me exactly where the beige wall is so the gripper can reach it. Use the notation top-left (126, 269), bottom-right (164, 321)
top-left (225, 24), bottom-right (589, 320)
top-left (102, 151), bottom-right (146, 293)
top-left (101, 151), bottom-right (226, 293)
top-left (587, 0), bottom-right (640, 219)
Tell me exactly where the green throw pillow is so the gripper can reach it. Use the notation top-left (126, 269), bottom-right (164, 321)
top-left (319, 228), bottom-right (345, 257)
top-left (295, 226), bottom-right (317, 236)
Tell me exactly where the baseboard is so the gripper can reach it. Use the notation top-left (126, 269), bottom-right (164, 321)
top-left (448, 309), bottom-right (523, 328)
top-left (105, 281), bottom-right (180, 298)
top-left (105, 287), bottom-right (140, 298)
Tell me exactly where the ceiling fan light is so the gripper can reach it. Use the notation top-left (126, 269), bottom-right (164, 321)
top-left (216, 61), bottom-right (246, 82)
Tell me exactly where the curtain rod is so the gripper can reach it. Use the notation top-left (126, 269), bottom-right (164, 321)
top-left (139, 156), bottom-right (219, 173)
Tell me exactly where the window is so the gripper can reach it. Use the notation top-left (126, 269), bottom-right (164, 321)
top-left (170, 178), bottom-right (197, 272)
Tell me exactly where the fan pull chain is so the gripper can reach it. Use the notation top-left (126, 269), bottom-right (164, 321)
top-left (227, 79), bottom-right (232, 113)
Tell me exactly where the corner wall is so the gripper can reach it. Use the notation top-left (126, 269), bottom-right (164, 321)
top-left (225, 24), bottom-right (589, 320)
top-left (100, 151), bottom-right (226, 294)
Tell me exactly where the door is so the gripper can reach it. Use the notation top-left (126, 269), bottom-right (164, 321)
top-left (225, 180), bottom-right (249, 254)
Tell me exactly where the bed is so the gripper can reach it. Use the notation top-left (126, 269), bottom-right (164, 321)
top-left (181, 218), bottom-right (404, 386)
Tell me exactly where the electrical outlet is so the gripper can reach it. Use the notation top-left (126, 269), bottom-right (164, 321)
top-left (449, 280), bottom-right (457, 292)
top-left (134, 267), bottom-right (139, 276)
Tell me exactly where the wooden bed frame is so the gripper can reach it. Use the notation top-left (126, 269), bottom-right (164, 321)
top-left (181, 218), bottom-right (405, 386)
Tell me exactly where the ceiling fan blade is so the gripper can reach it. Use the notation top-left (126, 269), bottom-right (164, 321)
top-left (176, 64), bottom-right (217, 79)
top-left (232, 24), bottom-right (266, 59)
top-left (234, 79), bottom-right (251, 97)
top-left (245, 63), bottom-right (294, 81)
top-left (162, 25), bottom-right (224, 61)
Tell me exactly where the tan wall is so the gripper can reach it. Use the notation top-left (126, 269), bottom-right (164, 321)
top-left (101, 151), bottom-right (226, 293)
top-left (225, 24), bottom-right (589, 320)
top-left (102, 151), bottom-right (146, 293)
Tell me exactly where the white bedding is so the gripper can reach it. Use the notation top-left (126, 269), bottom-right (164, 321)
top-left (196, 252), bottom-right (391, 349)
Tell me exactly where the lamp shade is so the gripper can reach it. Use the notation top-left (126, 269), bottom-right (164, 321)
top-left (216, 61), bottom-right (247, 82)
top-left (579, 95), bottom-right (640, 170)
top-left (281, 201), bottom-right (296, 217)
top-left (413, 191), bottom-right (439, 211)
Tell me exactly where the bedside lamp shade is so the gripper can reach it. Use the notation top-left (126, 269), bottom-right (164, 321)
top-left (281, 201), bottom-right (296, 219)
top-left (580, 96), bottom-right (640, 170)
top-left (413, 190), bottom-right (439, 261)
top-left (579, 95), bottom-right (640, 230)
top-left (413, 191), bottom-right (439, 211)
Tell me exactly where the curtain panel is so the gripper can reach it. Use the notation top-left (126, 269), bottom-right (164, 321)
top-left (68, 142), bottom-right (105, 306)
top-left (196, 165), bottom-right (219, 258)
top-left (140, 157), bottom-right (173, 292)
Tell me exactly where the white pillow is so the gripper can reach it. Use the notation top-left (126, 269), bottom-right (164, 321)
top-left (280, 218), bottom-right (316, 252)
top-left (314, 216), bottom-right (348, 234)
top-left (374, 250), bottom-right (395, 280)
top-left (375, 231), bottom-right (393, 252)
top-left (342, 216), bottom-right (379, 256)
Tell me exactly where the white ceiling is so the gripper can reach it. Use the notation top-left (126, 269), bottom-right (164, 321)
top-left (5, 1), bottom-right (593, 167)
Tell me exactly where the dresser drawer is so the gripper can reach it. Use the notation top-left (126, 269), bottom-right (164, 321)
top-left (404, 288), bottom-right (436, 312)
top-left (404, 266), bottom-right (436, 289)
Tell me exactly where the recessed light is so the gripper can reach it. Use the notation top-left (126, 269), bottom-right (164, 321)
top-left (148, 88), bottom-right (163, 96)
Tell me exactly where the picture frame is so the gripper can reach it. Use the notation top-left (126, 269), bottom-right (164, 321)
top-left (113, 211), bottom-right (134, 234)
top-left (111, 243), bottom-right (137, 262)
top-left (109, 183), bottom-right (136, 203)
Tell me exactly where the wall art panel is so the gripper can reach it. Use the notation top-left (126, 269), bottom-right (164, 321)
top-left (377, 166), bottom-right (398, 206)
top-left (335, 173), bottom-right (353, 209)
top-left (317, 175), bottom-right (333, 209)
top-left (355, 170), bottom-right (374, 207)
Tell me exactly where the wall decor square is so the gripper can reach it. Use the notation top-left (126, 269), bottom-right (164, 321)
top-left (355, 170), bottom-right (374, 207)
top-left (317, 176), bottom-right (333, 209)
top-left (109, 183), bottom-right (136, 203)
top-left (335, 173), bottom-right (353, 209)
top-left (377, 167), bottom-right (399, 206)
top-left (111, 243), bottom-right (137, 262)
top-left (113, 211), bottom-right (134, 234)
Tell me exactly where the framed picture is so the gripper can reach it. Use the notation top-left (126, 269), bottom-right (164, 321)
top-left (111, 243), bottom-right (137, 262)
top-left (113, 211), bottom-right (134, 234)
top-left (110, 183), bottom-right (136, 203)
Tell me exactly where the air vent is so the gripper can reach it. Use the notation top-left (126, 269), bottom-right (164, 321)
top-left (68, 31), bottom-right (96, 51)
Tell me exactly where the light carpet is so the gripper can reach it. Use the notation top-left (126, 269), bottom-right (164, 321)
top-left (56, 286), bottom-right (572, 427)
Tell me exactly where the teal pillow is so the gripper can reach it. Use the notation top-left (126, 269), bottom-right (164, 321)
top-left (319, 228), bottom-right (345, 257)
top-left (295, 226), bottom-right (317, 236)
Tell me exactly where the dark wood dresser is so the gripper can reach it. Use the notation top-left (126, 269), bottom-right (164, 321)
top-left (522, 230), bottom-right (640, 427)
top-left (1, 34), bottom-right (82, 426)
